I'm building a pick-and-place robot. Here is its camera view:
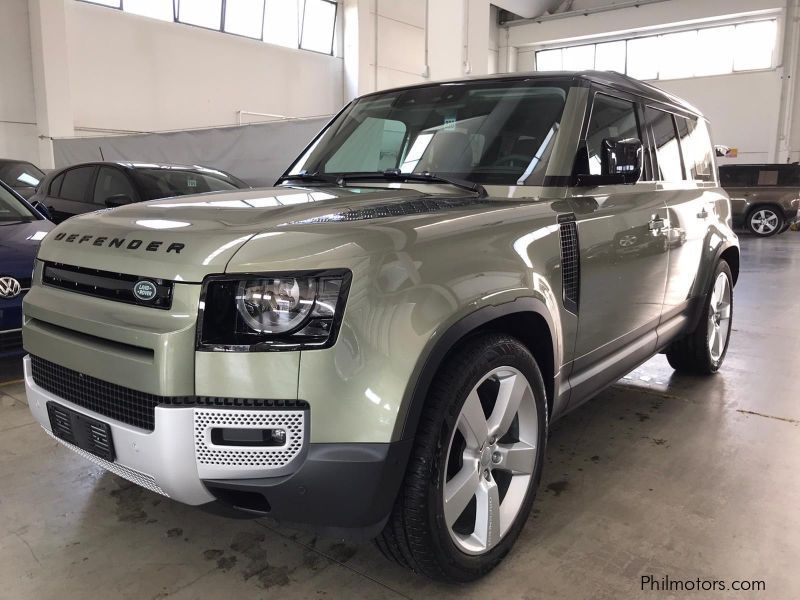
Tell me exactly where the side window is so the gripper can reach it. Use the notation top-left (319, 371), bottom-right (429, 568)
top-left (93, 167), bottom-right (136, 205)
top-left (586, 94), bottom-right (640, 175)
top-left (645, 107), bottom-right (684, 182)
top-left (324, 117), bottom-right (407, 173)
top-left (756, 170), bottom-right (779, 186)
top-left (58, 167), bottom-right (95, 202)
top-left (676, 116), bottom-right (715, 182)
top-left (778, 166), bottom-right (800, 186)
top-left (719, 166), bottom-right (755, 187)
top-left (49, 172), bottom-right (65, 197)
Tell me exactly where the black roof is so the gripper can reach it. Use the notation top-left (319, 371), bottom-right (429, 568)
top-left (360, 70), bottom-right (703, 117)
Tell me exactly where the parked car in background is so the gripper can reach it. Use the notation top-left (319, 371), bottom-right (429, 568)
top-left (719, 163), bottom-right (800, 236)
top-left (30, 162), bottom-right (249, 223)
top-left (0, 181), bottom-right (53, 357)
top-left (0, 158), bottom-right (47, 200)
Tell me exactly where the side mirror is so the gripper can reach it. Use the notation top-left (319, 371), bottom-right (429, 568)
top-left (105, 194), bottom-right (133, 208)
top-left (575, 138), bottom-right (643, 187)
top-left (31, 200), bottom-right (51, 220)
top-left (601, 137), bottom-right (642, 183)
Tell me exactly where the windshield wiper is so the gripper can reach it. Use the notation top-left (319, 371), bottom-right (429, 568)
top-left (276, 172), bottom-right (339, 185)
top-left (337, 170), bottom-right (487, 198)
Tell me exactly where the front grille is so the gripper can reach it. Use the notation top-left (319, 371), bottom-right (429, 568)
top-left (32, 356), bottom-right (165, 431)
top-left (0, 330), bottom-right (23, 353)
top-left (559, 219), bottom-right (580, 312)
top-left (30, 356), bottom-right (310, 432)
top-left (42, 262), bottom-right (174, 310)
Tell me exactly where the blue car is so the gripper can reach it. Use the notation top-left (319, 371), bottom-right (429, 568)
top-left (0, 181), bottom-right (53, 357)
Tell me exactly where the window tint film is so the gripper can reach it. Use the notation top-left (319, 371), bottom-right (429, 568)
top-left (131, 169), bottom-right (240, 200)
top-left (59, 167), bottom-right (95, 202)
top-left (586, 94), bottom-right (639, 176)
top-left (645, 108), bottom-right (683, 182)
top-left (288, 81), bottom-right (569, 186)
top-left (49, 173), bottom-right (64, 196)
top-left (719, 166), bottom-right (754, 187)
top-left (778, 166), bottom-right (800, 186)
top-left (93, 167), bottom-right (137, 205)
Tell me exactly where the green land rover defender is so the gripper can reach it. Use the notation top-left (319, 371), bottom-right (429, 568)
top-left (23, 72), bottom-right (738, 582)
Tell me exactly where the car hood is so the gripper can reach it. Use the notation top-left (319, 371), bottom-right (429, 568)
top-left (36, 185), bottom-right (506, 282)
top-left (0, 219), bottom-right (54, 280)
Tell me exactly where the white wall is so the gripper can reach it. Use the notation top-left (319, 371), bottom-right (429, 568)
top-left (503, 0), bottom-right (790, 163)
top-left (374, 0), bottom-right (428, 89)
top-left (65, 1), bottom-right (344, 135)
top-left (0, 0), bottom-right (40, 163)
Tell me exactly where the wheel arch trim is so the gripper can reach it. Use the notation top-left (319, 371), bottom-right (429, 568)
top-left (396, 297), bottom-right (559, 442)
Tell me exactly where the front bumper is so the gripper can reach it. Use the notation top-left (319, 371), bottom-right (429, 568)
top-left (24, 355), bottom-right (411, 536)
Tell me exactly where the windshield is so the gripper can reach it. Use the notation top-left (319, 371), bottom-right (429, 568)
top-left (0, 161), bottom-right (45, 188)
top-left (0, 185), bottom-right (37, 221)
top-left (287, 80), bottom-right (569, 186)
top-left (131, 168), bottom-right (241, 200)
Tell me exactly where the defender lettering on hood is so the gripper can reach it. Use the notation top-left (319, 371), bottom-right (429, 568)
top-left (52, 232), bottom-right (185, 254)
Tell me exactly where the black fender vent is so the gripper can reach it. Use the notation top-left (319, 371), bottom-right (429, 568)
top-left (558, 217), bottom-right (580, 312)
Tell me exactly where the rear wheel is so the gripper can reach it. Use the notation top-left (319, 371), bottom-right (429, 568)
top-left (666, 260), bottom-right (733, 374)
top-left (747, 206), bottom-right (783, 236)
top-left (377, 334), bottom-right (547, 582)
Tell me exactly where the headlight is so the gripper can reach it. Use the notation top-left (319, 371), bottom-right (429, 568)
top-left (198, 270), bottom-right (351, 351)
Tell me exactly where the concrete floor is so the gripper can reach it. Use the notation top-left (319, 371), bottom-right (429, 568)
top-left (1, 234), bottom-right (799, 599)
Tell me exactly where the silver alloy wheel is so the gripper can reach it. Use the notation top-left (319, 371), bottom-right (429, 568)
top-left (707, 272), bottom-right (732, 362)
top-left (443, 366), bottom-right (538, 555)
top-left (750, 209), bottom-right (779, 235)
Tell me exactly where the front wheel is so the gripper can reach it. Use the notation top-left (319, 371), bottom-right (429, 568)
top-left (666, 260), bottom-right (733, 374)
top-left (376, 334), bottom-right (547, 582)
top-left (747, 207), bottom-right (784, 236)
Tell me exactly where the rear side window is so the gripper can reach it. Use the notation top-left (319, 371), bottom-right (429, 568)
top-left (719, 166), bottom-right (755, 187)
top-left (676, 116), bottom-right (715, 182)
top-left (131, 169), bottom-right (240, 200)
top-left (778, 166), bottom-right (800, 186)
top-left (645, 107), bottom-right (684, 182)
top-left (49, 172), bottom-right (65, 196)
top-left (93, 167), bottom-right (137, 205)
top-left (586, 94), bottom-right (640, 176)
top-left (58, 167), bottom-right (95, 202)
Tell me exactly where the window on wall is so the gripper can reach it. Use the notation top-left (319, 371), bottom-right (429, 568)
top-left (535, 19), bottom-right (778, 81)
top-left (177, 0), bottom-right (223, 29)
top-left (224, 0), bottom-right (265, 38)
top-left (300, 0), bottom-right (337, 54)
top-left (78, 0), bottom-right (337, 56)
top-left (124, 0), bottom-right (173, 21)
top-left (264, 0), bottom-right (301, 48)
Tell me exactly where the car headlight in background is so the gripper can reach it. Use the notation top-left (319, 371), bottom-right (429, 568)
top-left (198, 270), bottom-right (351, 351)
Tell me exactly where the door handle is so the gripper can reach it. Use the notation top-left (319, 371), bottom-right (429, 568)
top-left (697, 208), bottom-right (708, 219)
top-left (649, 215), bottom-right (665, 231)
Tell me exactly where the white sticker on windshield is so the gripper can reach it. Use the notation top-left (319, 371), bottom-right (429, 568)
top-left (444, 116), bottom-right (456, 130)
top-left (187, 179), bottom-right (197, 187)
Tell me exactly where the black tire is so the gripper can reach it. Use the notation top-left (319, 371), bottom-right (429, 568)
top-left (747, 205), bottom-right (784, 237)
top-left (666, 260), bottom-right (733, 374)
top-left (376, 333), bottom-right (548, 582)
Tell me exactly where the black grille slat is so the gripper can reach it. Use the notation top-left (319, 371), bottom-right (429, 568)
top-left (30, 356), bottom-right (309, 432)
top-left (42, 262), bottom-right (174, 310)
top-left (32, 356), bottom-right (164, 431)
top-left (559, 220), bottom-right (580, 312)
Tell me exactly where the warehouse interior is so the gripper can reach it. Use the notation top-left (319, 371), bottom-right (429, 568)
top-left (1, 0), bottom-right (799, 598)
